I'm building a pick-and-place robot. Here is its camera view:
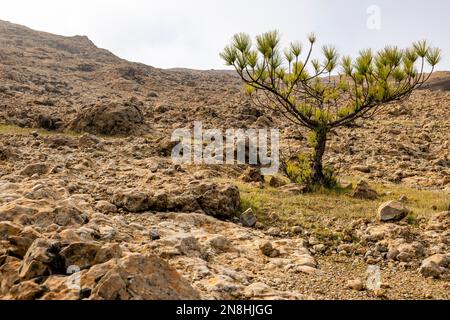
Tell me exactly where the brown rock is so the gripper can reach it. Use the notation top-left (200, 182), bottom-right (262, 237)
top-left (347, 279), bottom-right (365, 291)
top-left (68, 100), bottom-right (144, 136)
top-left (196, 184), bottom-right (240, 218)
top-left (240, 167), bottom-right (264, 183)
top-left (269, 176), bottom-right (287, 188)
top-left (352, 180), bottom-right (378, 200)
top-left (377, 201), bottom-right (410, 222)
top-left (86, 253), bottom-right (200, 300)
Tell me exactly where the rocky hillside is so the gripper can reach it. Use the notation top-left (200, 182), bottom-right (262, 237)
top-left (0, 20), bottom-right (449, 300)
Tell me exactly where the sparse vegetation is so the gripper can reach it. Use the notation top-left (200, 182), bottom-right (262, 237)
top-left (234, 177), bottom-right (449, 241)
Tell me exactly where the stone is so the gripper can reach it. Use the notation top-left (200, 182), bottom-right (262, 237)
top-left (156, 137), bottom-right (179, 157)
top-left (386, 248), bottom-right (400, 261)
top-left (196, 184), bottom-right (240, 218)
top-left (59, 242), bottom-right (122, 270)
top-left (78, 134), bottom-right (101, 147)
top-left (352, 165), bottom-right (371, 173)
top-left (291, 226), bottom-right (303, 234)
top-left (259, 241), bottom-right (280, 258)
top-left (243, 282), bottom-right (303, 300)
top-left (240, 208), bottom-right (257, 227)
top-left (7, 227), bottom-right (41, 258)
top-left (267, 227), bottom-right (282, 237)
top-left (347, 279), bottom-right (365, 291)
top-left (208, 235), bottom-right (231, 252)
top-left (86, 253), bottom-right (200, 300)
top-left (7, 280), bottom-right (45, 300)
top-left (313, 244), bottom-right (327, 254)
top-left (279, 183), bottom-right (307, 195)
top-left (240, 167), bottom-right (264, 183)
top-left (19, 239), bottom-right (65, 280)
top-left (68, 100), bottom-right (145, 135)
top-left (377, 201), bottom-right (410, 222)
top-left (296, 255), bottom-right (318, 268)
top-left (269, 176), bottom-right (287, 188)
top-left (352, 180), bottom-right (378, 200)
top-left (53, 205), bottom-right (87, 226)
top-left (95, 201), bottom-right (117, 214)
top-left (419, 254), bottom-right (450, 278)
top-left (396, 242), bottom-right (425, 262)
top-left (0, 221), bottom-right (22, 240)
top-left (149, 229), bottom-right (160, 241)
top-left (112, 189), bottom-right (150, 213)
top-left (20, 163), bottom-right (50, 177)
top-left (426, 211), bottom-right (449, 231)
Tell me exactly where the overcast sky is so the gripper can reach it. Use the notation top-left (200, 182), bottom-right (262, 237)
top-left (1, 0), bottom-right (449, 70)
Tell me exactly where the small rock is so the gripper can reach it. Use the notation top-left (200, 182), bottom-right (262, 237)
top-left (149, 229), bottom-right (160, 241)
top-left (352, 165), bottom-right (371, 173)
top-left (313, 244), bottom-right (327, 253)
top-left (347, 279), bottom-right (365, 291)
top-left (208, 235), bottom-right (231, 252)
top-left (259, 241), bottom-right (280, 258)
top-left (240, 208), bottom-right (257, 227)
top-left (196, 184), bottom-right (241, 218)
top-left (291, 226), bottom-right (303, 234)
top-left (240, 167), bottom-right (264, 183)
top-left (352, 180), bottom-right (378, 200)
top-left (19, 239), bottom-right (64, 280)
top-left (267, 227), bottom-right (281, 237)
top-left (279, 183), bottom-right (307, 195)
top-left (269, 176), bottom-right (287, 188)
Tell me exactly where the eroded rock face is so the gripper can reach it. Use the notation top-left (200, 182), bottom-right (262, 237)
top-left (85, 253), bottom-right (201, 300)
top-left (68, 101), bottom-right (145, 135)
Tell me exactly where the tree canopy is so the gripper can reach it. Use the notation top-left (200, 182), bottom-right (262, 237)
top-left (220, 31), bottom-right (441, 130)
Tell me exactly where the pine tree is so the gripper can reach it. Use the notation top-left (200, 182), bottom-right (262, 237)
top-left (220, 31), bottom-right (441, 187)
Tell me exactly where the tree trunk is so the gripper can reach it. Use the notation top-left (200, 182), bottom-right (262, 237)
top-left (311, 129), bottom-right (328, 185)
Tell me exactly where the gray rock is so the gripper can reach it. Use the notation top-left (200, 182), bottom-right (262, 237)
top-left (240, 208), bottom-right (257, 227)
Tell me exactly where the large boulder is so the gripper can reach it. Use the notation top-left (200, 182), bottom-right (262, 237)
top-left (84, 253), bottom-right (201, 300)
top-left (68, 100), bottom-right (144, 135)
top-left (196, 184), bottom-right (241, 218)
top-left (377, 200), bottom-right (410, 222)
